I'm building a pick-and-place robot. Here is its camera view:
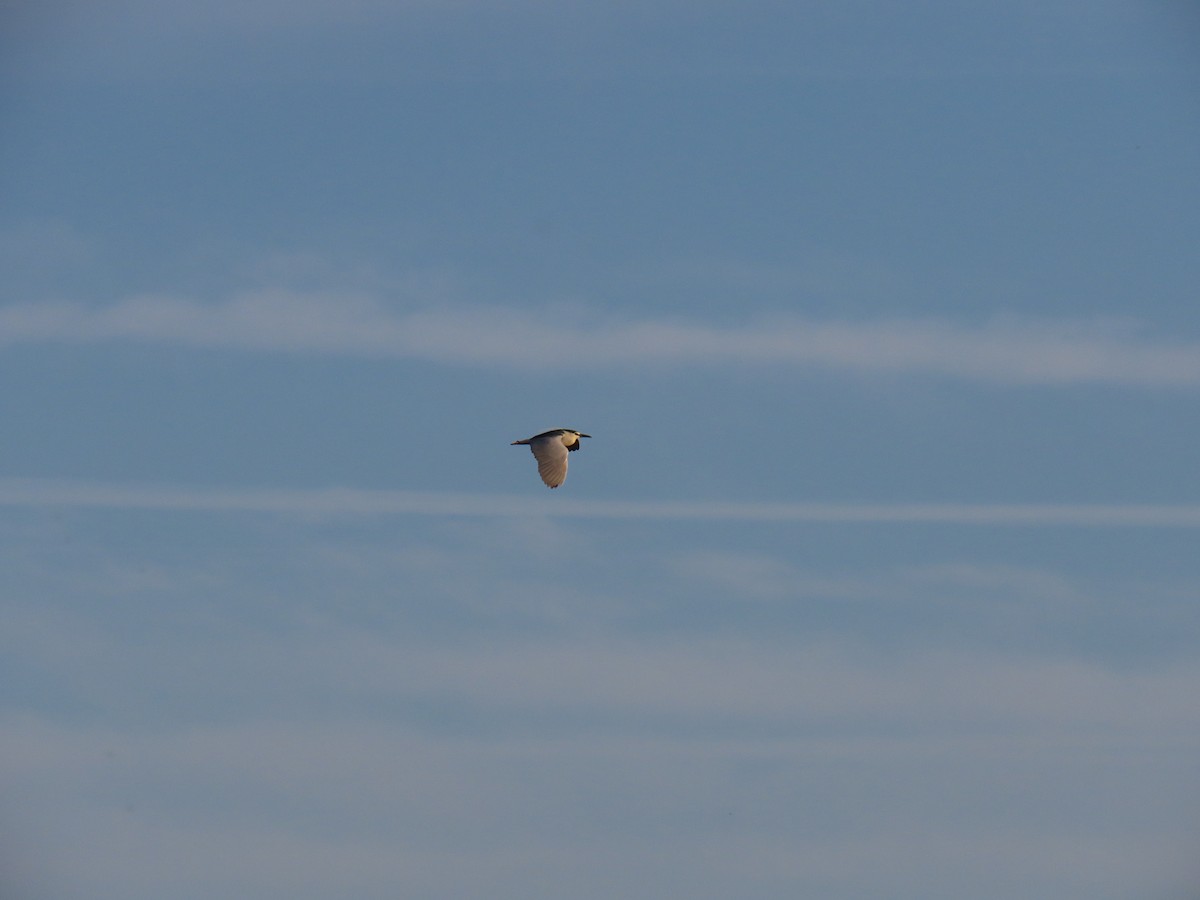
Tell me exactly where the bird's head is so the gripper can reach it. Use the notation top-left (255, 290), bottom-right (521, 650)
top-left (562, 429), bottom-right (590, 451)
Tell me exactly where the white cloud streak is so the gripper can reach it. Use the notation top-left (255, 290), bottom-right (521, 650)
top-left (3, 292), bottom-right (1200, 385)
top-left (2, 477), bottom-right (1200, 526)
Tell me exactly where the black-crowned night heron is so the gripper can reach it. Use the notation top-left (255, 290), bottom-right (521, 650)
top-left (511, 428), bottom-right (591, 488)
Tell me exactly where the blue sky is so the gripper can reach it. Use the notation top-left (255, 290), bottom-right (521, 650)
top-left (2, 2), bottom-right (1199, 898)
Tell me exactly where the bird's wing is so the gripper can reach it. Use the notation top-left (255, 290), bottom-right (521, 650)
top-left (528, 436), bottom-right (569, 488)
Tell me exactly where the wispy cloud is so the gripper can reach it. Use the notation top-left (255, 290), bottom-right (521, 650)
top-left (3, 477), bottom-right (1200, 526)
top-left (3, 292), bottom-right (1200, 386)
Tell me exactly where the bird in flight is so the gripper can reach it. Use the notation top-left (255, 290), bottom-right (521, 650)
top-left (511, 428), bottom-right (591, 488)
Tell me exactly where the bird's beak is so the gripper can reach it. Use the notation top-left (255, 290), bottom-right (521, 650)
top-left (579, 433), bottom-right (592, 438)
